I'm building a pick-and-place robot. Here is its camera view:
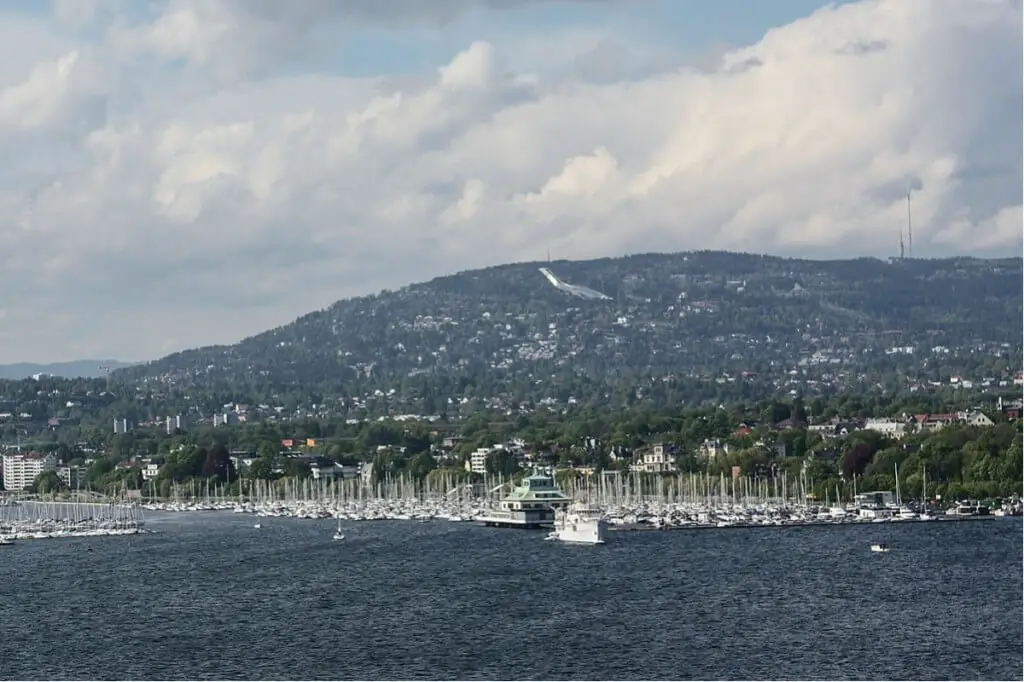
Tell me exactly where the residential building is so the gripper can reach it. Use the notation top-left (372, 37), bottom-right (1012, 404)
top-left (2, 452), bottom-right (58, 491)
top-left (113, 418), bottom-right (133, 434)
top-left (698, 438), bottom-right (729, 462)
top-left (864, 418), bottom-right (907, 439)
top-left (961, 411), bottom-right (994, 427)
top-left (166, 414), bottom-right (187, 434)
top-left (311, 462), bottom-right (361, 481)
top-left (997, 396), bottom-right (1022, 420)
top-left (913, 413), bottom-right (960, 432)
top-left (142, 463), bottom-right (161, 481)
top-left (635, 443), bottom-right (677, 473)
top-left (213, 412), bottom-right (239, 427)
top-left (467, 447), bottom-right (494, 475)
top-left (56, 465), bottom-right (86, 489)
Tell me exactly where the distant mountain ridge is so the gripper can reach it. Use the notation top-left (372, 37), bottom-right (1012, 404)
top-left (113, 251), bottom-right (1023, 409)
top-left (0, 359), bottom-right (136, 380)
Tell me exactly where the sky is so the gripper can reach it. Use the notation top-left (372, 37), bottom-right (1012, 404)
top-left (0, 0), bottom-right (1020, 364)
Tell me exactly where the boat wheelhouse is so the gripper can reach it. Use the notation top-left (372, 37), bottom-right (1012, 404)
top-left (475, 473), bottom-right (571, 528)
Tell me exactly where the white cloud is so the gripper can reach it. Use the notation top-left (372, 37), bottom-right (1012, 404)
top-left (0, 0), bottom-right (1020, 362)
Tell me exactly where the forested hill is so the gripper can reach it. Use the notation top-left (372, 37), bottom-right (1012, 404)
top-left (114, 252), bottom-right (1023, 409)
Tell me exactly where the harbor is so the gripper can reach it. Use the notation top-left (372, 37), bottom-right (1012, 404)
top-left (127, 470), bottom-right (1018, 531)
top-left (0, 499), bottom-right (148, 542)
top-left (3, 469), bottom-right (1016, 542)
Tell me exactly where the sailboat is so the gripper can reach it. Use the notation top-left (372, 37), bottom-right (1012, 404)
top-left (332, 519), bottom-right (345, 541)
top-left (919, 465), bottom-right (935, 521)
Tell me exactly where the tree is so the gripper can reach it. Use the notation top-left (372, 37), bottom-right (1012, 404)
top-left (248, 456), bottom-right (276, 480)
top-left (202, 443), bottom-right (236, 483)
top-left (407, 451), bottom-right (437, 480)
top-left (257, 441), bottom-right (280, 460)
top-left (841, 443), bottom-right (873, 479)
top-left (32, 470), bottom-right (63, 495)
top-left (283, 458), bottom-right (312, 479)
top-left (485, 450), bottom-right (521, 477)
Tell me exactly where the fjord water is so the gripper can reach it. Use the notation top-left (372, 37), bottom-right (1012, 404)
top-left (1, 515), bottom-right (1020, 681)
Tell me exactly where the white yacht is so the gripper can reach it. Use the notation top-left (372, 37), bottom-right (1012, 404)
top-left (546, 502), bottom-right (607, 545)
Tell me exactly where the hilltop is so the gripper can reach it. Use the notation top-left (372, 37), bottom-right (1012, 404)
top-left (114, 251), bottom-right (1023, 412)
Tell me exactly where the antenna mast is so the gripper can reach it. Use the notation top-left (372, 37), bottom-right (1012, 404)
top-left (906, 188), bottom-right (913, 259)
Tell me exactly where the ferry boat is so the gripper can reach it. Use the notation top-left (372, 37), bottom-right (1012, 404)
top-left (475, 473), bottom-right (570, 528)
top-left (546, 502), bottom-right (607, 545)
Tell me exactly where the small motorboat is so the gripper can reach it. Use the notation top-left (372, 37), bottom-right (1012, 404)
top-left (0, 537), bottom-right (15, 546)
top-left (870, 543), bottom-right (890, 553)
top-left (253, 523), bottom-right (262, 529)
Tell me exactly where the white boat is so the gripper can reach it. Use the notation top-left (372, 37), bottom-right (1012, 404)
top-left (0, 536), bottom-right (15, 546)
top-left (332, 519), bottom-right (345, 541)
top-left (253, 523), bottom-right (262, 529)
top-left (870, 543), bottom-right (890, 553)
top-left (545, 502), bottom-right (606, 545)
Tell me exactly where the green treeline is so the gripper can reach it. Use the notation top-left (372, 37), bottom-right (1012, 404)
top-left (17, 394), bottom-right (1021, 502)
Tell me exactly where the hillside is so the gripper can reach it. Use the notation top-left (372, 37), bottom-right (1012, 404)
top-left (0, 359), bottom-right (135, 380)
top-left (114, 251), bottom-right (1023, 411)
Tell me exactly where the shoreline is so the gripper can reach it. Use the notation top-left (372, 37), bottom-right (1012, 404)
top-left (606, 515), bottom-right (1003, 532)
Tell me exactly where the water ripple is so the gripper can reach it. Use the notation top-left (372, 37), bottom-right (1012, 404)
top-left (0, 516), bottom-right (1020, 680)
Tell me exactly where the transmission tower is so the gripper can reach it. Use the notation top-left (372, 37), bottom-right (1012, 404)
top-left (99, 365), bottom-right (112, 392)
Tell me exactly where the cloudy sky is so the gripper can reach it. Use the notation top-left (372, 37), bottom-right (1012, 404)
top-left (0, 0), bottom-right (1020, 363)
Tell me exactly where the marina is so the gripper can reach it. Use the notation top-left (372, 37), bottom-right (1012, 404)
top-left (4, 469), bottom-right (1015, 541)
top-left (125, 470), bottom-right (1018, 532)
top-left (0, 499), bottom-right (148, 541)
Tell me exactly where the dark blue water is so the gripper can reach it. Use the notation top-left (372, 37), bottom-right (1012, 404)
top-left (1, 514), bottom-right (1020, 680)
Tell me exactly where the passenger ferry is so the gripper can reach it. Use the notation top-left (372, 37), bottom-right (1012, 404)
top-left (475, 473), bottom-right (571, 528)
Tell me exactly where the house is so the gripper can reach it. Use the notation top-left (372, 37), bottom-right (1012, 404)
top-left (698, 438), bottom-right (729, 462)
top-left (997, 396), bottom-right (1022, 421)
top-left (913, 413), bottom-right (960, 432)
top-left (733, 422), bottom-right (755, 439)
top-left (864, 418), bottom-right (907, 439)
top-left (807, 418), bottom-right (864, 439)
top-left (633, 443), bottom-right (677, 474)
top-left (960, 411), bottom-right (994, 427)
top-left (310, 462), bottom-right (360, 480)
